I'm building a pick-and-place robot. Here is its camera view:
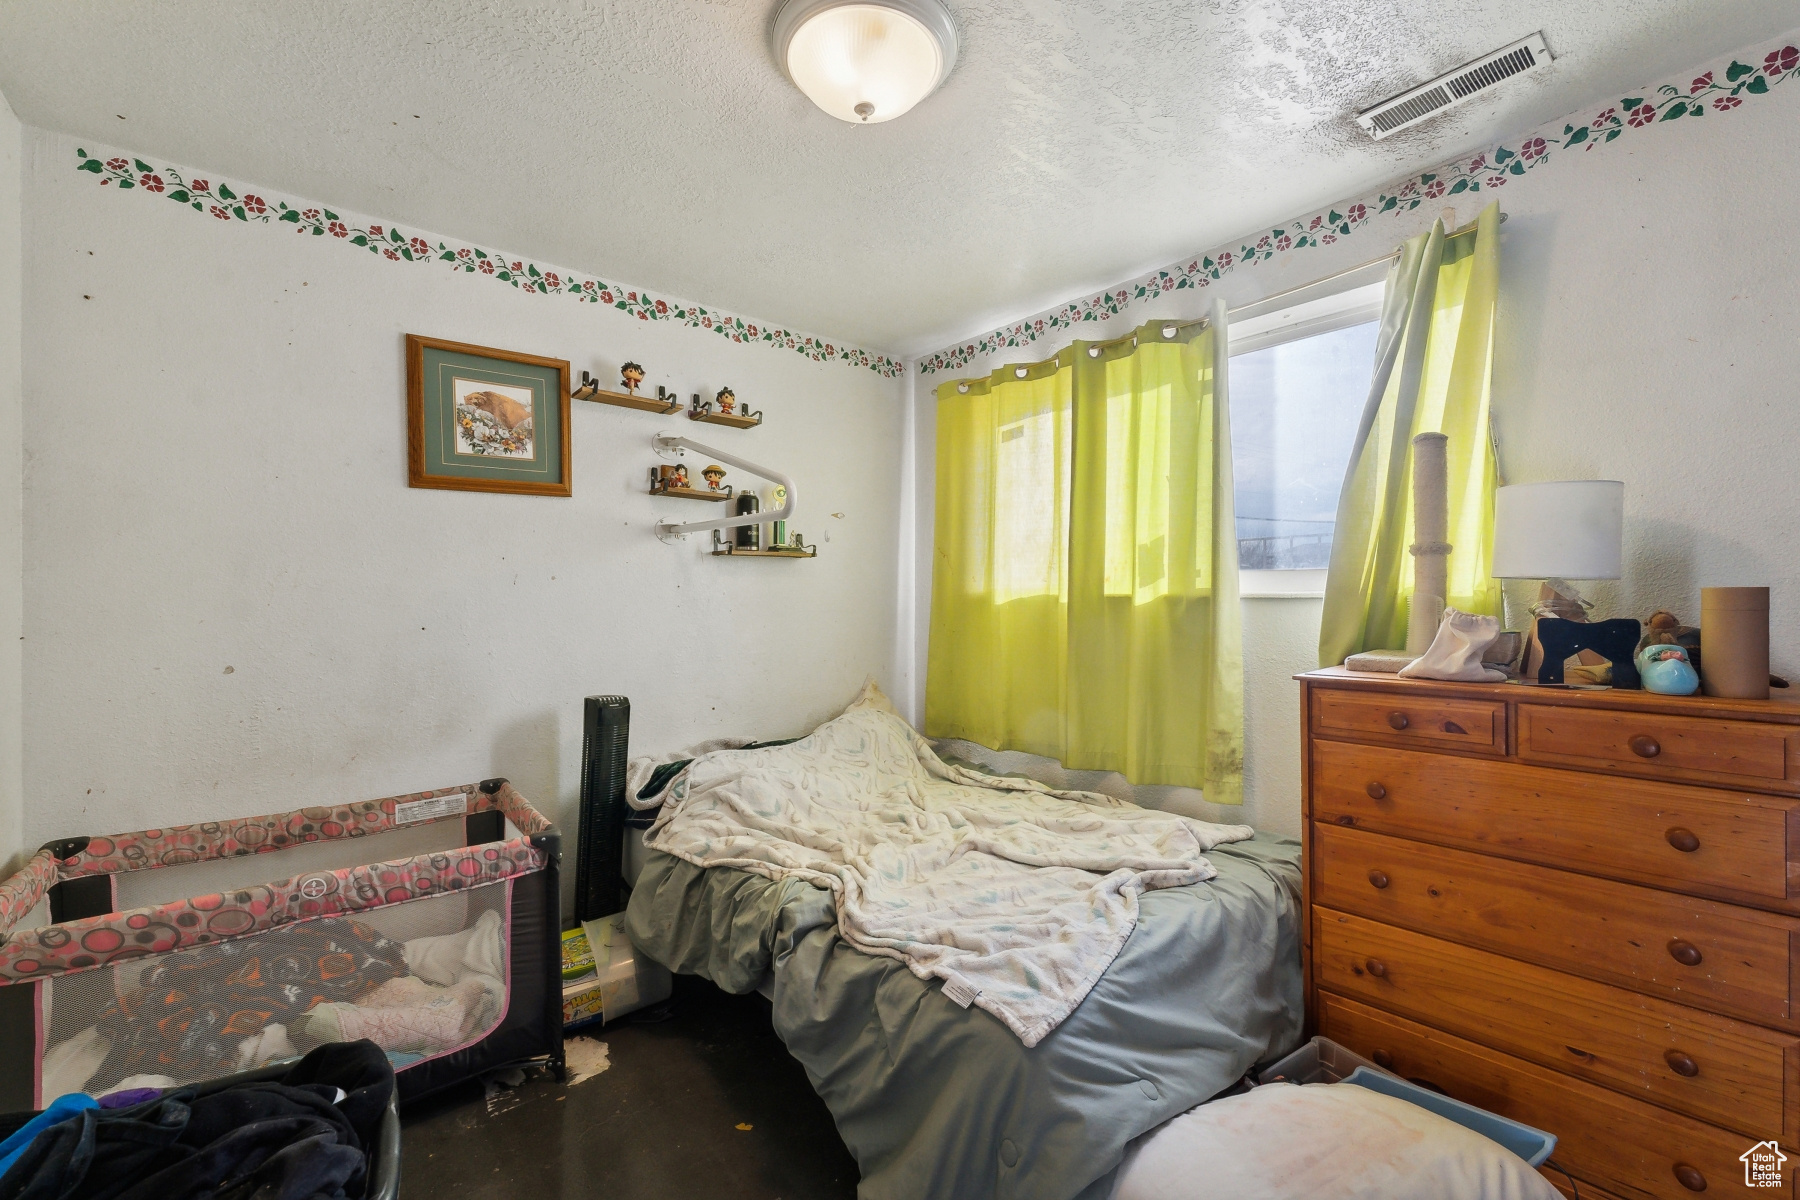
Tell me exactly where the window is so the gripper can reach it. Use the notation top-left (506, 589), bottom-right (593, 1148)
top-left (1228, 279), bottom-right (1384, 595)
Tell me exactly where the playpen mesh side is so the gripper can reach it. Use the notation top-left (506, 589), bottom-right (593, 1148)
top-left (50, 781), bottom-right (548, 882)
top-left (0, 791), bottom-right (550, 985)
top-left (109, 817), bottom-right (481, 913)
top-left (35, 880), bottom-right (513, 1103)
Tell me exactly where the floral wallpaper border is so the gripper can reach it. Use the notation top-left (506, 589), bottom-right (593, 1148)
top-left (918, 37), bottom-right (1800, 375)
top-left (74, 149), bottom-right (906, 380)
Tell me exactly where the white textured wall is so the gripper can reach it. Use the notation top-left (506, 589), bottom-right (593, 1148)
top-left (0, 93), bottom-right (21, 875)
top-left (20, 127), bottom-right (905, 867)
top-left (905, 43), bottom-right (1800, 837)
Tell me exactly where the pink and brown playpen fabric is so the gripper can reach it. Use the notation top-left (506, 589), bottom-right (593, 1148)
top-left (0, 779), bottom-right (563, 1109)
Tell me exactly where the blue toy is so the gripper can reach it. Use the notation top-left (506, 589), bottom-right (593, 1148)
top-left (1636, 643), bottom-right (1700, 695)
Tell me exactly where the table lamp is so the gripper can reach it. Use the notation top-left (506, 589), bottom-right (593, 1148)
top-left (1492, 481), bottom-right (1633, 685)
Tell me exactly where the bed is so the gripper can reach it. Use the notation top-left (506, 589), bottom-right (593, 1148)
top-left (617, 692), bottom-right (1303, 1200)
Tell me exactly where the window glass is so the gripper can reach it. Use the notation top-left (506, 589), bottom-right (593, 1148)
top-left (1230, 319), bottom-right (1377, 569)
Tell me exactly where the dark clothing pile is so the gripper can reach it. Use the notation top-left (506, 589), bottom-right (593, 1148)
top-left (91, 920), bottom-right (408, 1093)
top-left (0, 1039), bottom-right (393, 1200)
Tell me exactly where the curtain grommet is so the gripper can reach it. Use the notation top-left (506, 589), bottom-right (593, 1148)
top-left (1014, 366), bottom-right (1028, 379)
top-left (1162, 325), bottom-right (1177, 339)
top-left (957, 382), bottom-right (970, 393)
top-left (1087, 346), bottom-right (1101, 358)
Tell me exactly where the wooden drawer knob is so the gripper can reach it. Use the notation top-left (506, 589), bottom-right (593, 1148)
top-left (1387, 712), bottom-right (1410, 730)
top-left (1367, 869), bottom-right (1390, 890)
top-left (1365, 958), bottom-right (1387, 978)
top-left (1665, 827), bottom-right (1700, 853)
top-left (1673, 1162), bottom-right (1707, 1192)
top-left (1371, 1049), bottom-right (1394, 1069)
top-left (1664, 1049), bottom-right (1700, 1078)
top-left (1667, 938), bottom-right (1703, 967)
top-left (1365, 782), bottom-right (1387, 799)
top-left (1629, 734), bottom-right (1662, 758)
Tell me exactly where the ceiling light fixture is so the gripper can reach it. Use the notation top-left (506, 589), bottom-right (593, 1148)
top-left (773, 0), bottom-right (958, 124)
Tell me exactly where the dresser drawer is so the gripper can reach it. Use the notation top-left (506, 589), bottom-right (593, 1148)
top-left (1311, 688), bottom-right (1505, 756)
top-left (1519, 702), bottom-right (1800, 794)
top-left (1311, 739), bottom-right (1800, 908)
top-left (1314, 907), bottom-right (1799, 1140)
top-left (1542, 1173), bottom-right (1634, 1200)
top-left (1313, 824), bottom-right (1800, 1028)
top-left (1320, 992), bottom-right (1791, 1199)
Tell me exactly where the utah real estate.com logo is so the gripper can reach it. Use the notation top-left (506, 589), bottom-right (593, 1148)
top-left (1743, 1140), bottom-right (1788, 1188)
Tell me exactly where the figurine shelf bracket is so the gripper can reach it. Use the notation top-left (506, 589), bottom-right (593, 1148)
top-left (651, 432), bottom-right (795, 544)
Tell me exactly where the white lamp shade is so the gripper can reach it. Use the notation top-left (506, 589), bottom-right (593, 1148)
top-left (775, 0), bottom-right (957, 124)
top-left (1492, 480), bottom-right (1624, 580)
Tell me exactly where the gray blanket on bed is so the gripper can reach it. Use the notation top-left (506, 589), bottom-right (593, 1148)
top-left (625, 834), bottom-right (1303, 1200)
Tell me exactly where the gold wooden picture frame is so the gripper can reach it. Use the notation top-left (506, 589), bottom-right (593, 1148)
top-left (406, 334), bottom-right (572, 497)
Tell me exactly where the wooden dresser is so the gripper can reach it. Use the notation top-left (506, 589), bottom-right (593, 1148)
top-left (1299, 667), bottom-right (1800, 1200)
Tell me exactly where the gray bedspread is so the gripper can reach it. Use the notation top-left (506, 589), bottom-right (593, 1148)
top-left (624, 834), bottom-right (1303, 1200)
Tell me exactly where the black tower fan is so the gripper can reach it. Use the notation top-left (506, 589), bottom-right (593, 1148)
top-left (575, 695), bottom-right (631, 921)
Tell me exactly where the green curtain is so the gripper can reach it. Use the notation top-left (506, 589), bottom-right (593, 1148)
top-left (926, 299), bottom-right (1243, 800)
top-left (1318, 201), bottom-right (1503, 667)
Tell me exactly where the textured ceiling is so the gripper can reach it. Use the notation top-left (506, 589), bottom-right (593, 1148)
top-left (1, 1), bottom-right (1795, 357)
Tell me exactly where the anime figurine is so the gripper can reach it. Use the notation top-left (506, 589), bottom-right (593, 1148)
top-left (671, 463), bottom-right (690, 489)
top-left (1636, 643), bottom-right (1700, 695)
top-left (620, 362), bottom-right (646, 394)
top-left (715, 386), bottom-right (736, 416)
top-left (702, 464), bottom-right (728, 492)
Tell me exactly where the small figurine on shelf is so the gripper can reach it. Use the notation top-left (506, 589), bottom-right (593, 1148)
top-left (620, 362), bottom-right (646, 394)
top-left (702, 464), bottom-right (728, 492)
top-left (716, 386), bottom-right (737, 416)
top-left (671, 463), bottom-right (691, 490)
top-left (572, 370), bottom-right (601, 401)
top-left (1638, 609), bottom-right (1701, 655)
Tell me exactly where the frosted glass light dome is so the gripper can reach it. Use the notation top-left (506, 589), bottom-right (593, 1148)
top-left (774, 0), bottom-right (959, 124)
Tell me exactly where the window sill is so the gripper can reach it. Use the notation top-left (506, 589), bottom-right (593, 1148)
top-left (1240, 568), bottom-right (1326, 599)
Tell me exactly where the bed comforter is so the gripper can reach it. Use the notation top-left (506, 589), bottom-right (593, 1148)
top-left (624, 833), bottom-right (1302, 1200)
top-left (640, 705), bottom-right (1256, 1047)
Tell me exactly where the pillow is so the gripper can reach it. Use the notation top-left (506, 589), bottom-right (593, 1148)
top-left (843, 676), bottom-right (902, 718)
top-left (1109, 1082), bottom-right (1560, 1200)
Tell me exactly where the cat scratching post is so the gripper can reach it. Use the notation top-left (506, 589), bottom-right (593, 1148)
top-left (1345, 432), bottom-right (1451, 673)
top-left (1406, 432), bottom-right (1451, 653)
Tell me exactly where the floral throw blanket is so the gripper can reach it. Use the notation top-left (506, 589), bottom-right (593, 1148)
top-left (645, 703), bottom-right (1253, 1046)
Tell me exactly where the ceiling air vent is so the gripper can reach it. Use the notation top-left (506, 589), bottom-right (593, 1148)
top-left (1357, 33), bottom-right (1553, 140)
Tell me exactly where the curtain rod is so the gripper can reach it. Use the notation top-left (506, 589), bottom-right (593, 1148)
top-left (946, 211), bottom-right (1505, 392)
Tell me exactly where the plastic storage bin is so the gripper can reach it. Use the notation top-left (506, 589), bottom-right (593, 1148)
top-left (1341, 1067), bottom-right (1557, 1168)
top-left (1256, 1035), bottom-right (1397, 1086)
top-left (561, 912), bottom-right (672, 1029)
top-left (1256, 1038), bottom-right (1557, 1168)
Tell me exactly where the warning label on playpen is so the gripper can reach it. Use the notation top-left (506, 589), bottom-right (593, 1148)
top-left (395, 792), bottom-right (469, 824)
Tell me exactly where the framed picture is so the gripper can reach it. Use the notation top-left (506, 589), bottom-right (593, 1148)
top-left (406, 335), bottom-right (571, 496)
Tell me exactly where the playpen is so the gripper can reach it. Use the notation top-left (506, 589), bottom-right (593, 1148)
top-left (0, 779), bottom-right (562, 1109)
